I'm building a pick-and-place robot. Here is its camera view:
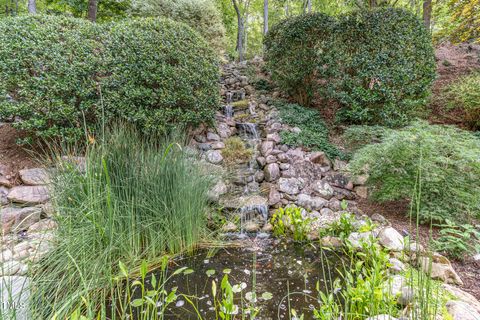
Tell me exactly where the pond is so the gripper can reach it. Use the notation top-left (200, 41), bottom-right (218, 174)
top-left (143, 237), bottom-right (342, 320)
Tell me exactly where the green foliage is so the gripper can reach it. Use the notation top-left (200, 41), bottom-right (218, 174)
top-left (335, 8), bottom-right (436, 127)
top-left (0, 15), bottom-right (219, 142)
top-left (130, 0), bottom-right (226, 53)
top-left (271, 206), bottom-right (311, 241)
top-left (433, 219), bottom-right (480, 261)
top-left (350, 121), bottom-right (480, 223)
top-left (264, 13), bottom-right (337, 106)
top-left (221, 137), bottom-right (253, 165)
top-left (342, 125), bottom-right (389, 152)
top-left (30, 124), bottom-right (213, 319)
top-left (444, 72), bottom-right (480, 129)
top-left (274, 101), bottom-right (344, 159)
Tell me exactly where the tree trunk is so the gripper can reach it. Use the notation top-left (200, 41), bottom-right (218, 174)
top-left (232, 0), bottom-right (244, 62)
top-left (263, 0), bottom-right (268, 35)
top-left (27, 0), bottom-right (36, 14)
top-left (87, 0), bottom-right (97, 22)
top-left (307, 0), bottom-right (311, 13)
top-left (423, 0), bottom-right (432, 31)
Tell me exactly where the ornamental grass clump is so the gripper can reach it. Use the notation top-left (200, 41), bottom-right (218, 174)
top-left (350, 121), bottom-right (480, 223)
top-left (30, 124), bottom-right (213, 319)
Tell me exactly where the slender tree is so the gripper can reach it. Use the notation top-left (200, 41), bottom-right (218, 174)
top-left (87, 0), bottom-right (97, 22)
top-left (232, 0), bottom-right (245, 61)
top-left (28, 0), bottom-right (36, 13)
top-left (423, 0), bottom-right (432, 30)
top-left (263, 0), bottom-right (268, 35)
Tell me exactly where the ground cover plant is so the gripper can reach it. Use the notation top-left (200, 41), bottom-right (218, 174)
top-left (443, 72), bottom-right (480, 129)
top-left (350, 121), bottom-right (480, 223)
top-left (29, 124), bottom-right (213, 319)
top-left (0, 15), bottom-right (219, 143)
top-left (273, 100), bottom-right (344, 159)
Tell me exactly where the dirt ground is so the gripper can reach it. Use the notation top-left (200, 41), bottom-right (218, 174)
top-left (0, 124), bottom-right (39, 185)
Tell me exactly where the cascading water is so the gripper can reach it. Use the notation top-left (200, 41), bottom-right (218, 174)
top-left (224, 92), bottom-right (234, 118)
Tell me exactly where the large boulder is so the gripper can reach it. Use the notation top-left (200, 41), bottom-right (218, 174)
top-left (378, 227), bottom-right (404, 251)
top-left (419, 253), bottom-right (463, 285)
top-left (296, 194), bottom-right (327, 211)
top-left (278, 178), bottom-right (304, 195)
top-left (446, 300), bottom-right (480, 320)
top-left (264, 163), bottom-right (280, 182)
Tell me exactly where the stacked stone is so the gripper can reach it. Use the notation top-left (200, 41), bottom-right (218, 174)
top-left (1, 166), bottom-right (56, 277)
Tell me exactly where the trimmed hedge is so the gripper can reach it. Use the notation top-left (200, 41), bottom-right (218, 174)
top-left (335, 8), bottom-right (436, 127)
top-left (0, 15), bottom-right (219, 142)
top-left (265, 8), bottom-right (436, 127)
top-left (264, 13), bottom-right (337, 106)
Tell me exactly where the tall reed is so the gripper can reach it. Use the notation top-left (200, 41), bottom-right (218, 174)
top-left (29, 124), bottom-right (214, 319)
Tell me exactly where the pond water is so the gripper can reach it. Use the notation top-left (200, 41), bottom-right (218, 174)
top-left (148, 237), bottom-right (342, 320)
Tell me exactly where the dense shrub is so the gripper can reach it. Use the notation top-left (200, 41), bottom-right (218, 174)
top-left (274, 100), bottom-right (344, 159)
top-left (350, 121), bottom-right (480, 223)
top-left (444, 72), bottom-right (480, 129)
top-left (101, 18), bottom-right (219, 135)
top-left (335, 8), bottom-right (436, 127)
top-left (130, 0), bottom-right (226, 53)
top-left (0, 15), bottom-right (219, 142)
top-left (264, 13), bottom-right (337, 106)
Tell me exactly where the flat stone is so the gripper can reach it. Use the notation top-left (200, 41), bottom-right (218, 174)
top-left (0, 276), bottom-right (30, 319)
top-left (442, 284), bottom-right (480, 314)
top-left (27, 219), bottom-right (57, 233)
top-left (207, 132), bottom-right (220, 141)
top-left (296, 194), bottom-right (327, 211)
top-left (211, 142), bottom-right (225, 150)
top-left (1, 206), bottom-right (42, 234)
top-left (7, 186), bottom-right (50, 204)
top-left (268, 187), bottom-right (281, 205)
top-left (0, 176), bottom-right (12, 188)
top-left (388, 258), bottom-right (406, 274)
top-left (266, 132), bottom-right (281, 143)
top-left (0, 261), bottom-right (21, 276)
top-left (309, 151), bottom-right (331, 167)
top-left (378, 227), bottom-right (404, 251)
top-left (19, 168), bottom-right (51, 185)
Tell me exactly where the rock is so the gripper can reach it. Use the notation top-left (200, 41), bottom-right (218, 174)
top-left (291, 127), bottom-right (302, 134)
top-left (264, 163), bottom-right (280, 182)
top-left (279, 163), bottom-right (290, 170)
top-left (211, 142), bottom-right (225, 150)
top-left (371, 213), bottom-right (388, 225)
top-left (265, 155), bottom-right (277, 164)
top-left (419, 253), bottom-right (463, 285)
top-left (278, 178), bottom-right (304, 195)
top-left (297, 194), bottom-right (327, 211)
top-left (309, 151), bottom-right (331, 167)
top-left (386, 275), bottom-right (407, 297)
top-left (60, 156), bottom-right (86, 172)
top-left (254, 171), bottom-right (265, 183)
top-left (266, 132), bottom-right (281, 143)
top-left (0, 186), bottom-right (8, 205)
top-left (365, 315), bottom-right (399, 320)
top-left (0, 276), bottom-right (30, 319)
top-left (352, 174), bottom-right (369, 185)
top-left (244, 221), bottom-right (260, 232)
top-left (333, 159), bottom-right (348, 171)
top-left (378, 227), bottom-right (404, 251)
top-left (194, 134), bottom-right (206, 143)
top-left (0, 261), bottom-right (21, 276)
top-left (446, 300), bottom-right (480, 320)
top-left (327, 199), bottom-right (341, 211)
top-left (320, 236), bottom-right (343, 248)
top-left (312, 180), bottom-right (334, 200)
top-left (355, 186), bottom-right (368, 199)
top-left (198, 143), bottom-right (212, 151)
top-left (442, 284), bottom-right (480, 314)
top-left (325, 173), bottom-right (351, 190)
top-left (388, 258), bottom-right (406, 274)
top-left (7, 186), bottom-right (50, 204)
top-left (398, 287), bottom-right (414, 306)
top-left (347, 231), bottom-right (375, 249)
top-left (0, 176), bottom-right (12, 188)
top-left (262, 222), bottom-right (273, 232)
top-left (208, 180), bottom-right (228, 202)
top-left (260, 141), bottom-right (274, 157)
top-left (0, 249), bottom-right (13, 262)
top-left (205, 150), bottom-right (223, 164)
top-left (1, 207), bottom-right (42, 234)
top-left (285, 148), bottom-right (305, 161)
top-left (217, 123), bottom-right (231, 139)
top-left (207, 132), bottom-right (220, 141)
top-left (19, 168), bottom-right (51, 185)
top-left (222, 222), bottom-right (238, 232)
top-left (256, 157), bottom-right (266, 167)
top-left (268, 187), bottom-right (281, 205)
top-left (28, 219), bottom-right (58, 233)
top-left (277, 153), bottom-right (288, 163)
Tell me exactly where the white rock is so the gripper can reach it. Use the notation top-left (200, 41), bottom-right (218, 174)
top-left (19, 168), bottom-right (51, 185)
top-left (347, 231), bottom-right (375, 249)
top-left (278, 178), bottom-right (304, 195)
top-left (205, 150), bottom-right (223, 164)
top-left (446, 300), bottom-right (480, 320)
top-left (0, 276), bottom-right (30, 319)
top-left (378, 227), bottom-right (404, 251)
top-left (419, 253), bottom-right (463, 285)
top-left (0, 261), bottom-right (21, 276)
top-left (7, 186), bottom-right (50, 205)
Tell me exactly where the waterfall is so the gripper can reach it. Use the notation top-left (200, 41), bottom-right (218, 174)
top-left (236, 123), bottom-right (259, 140)
top-left (224, 105), bottom-right (234, 118)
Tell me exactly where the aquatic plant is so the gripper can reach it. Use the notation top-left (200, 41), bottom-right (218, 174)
top-left (270, 206), bottom-right (311, 242)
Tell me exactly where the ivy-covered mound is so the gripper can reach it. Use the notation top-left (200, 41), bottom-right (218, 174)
top-left (0, 15), bottom-right (219, 142)
top-left (265, 8), bottom-right (436, 128)
top-left (264, 13), bottom-right (337, 106)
